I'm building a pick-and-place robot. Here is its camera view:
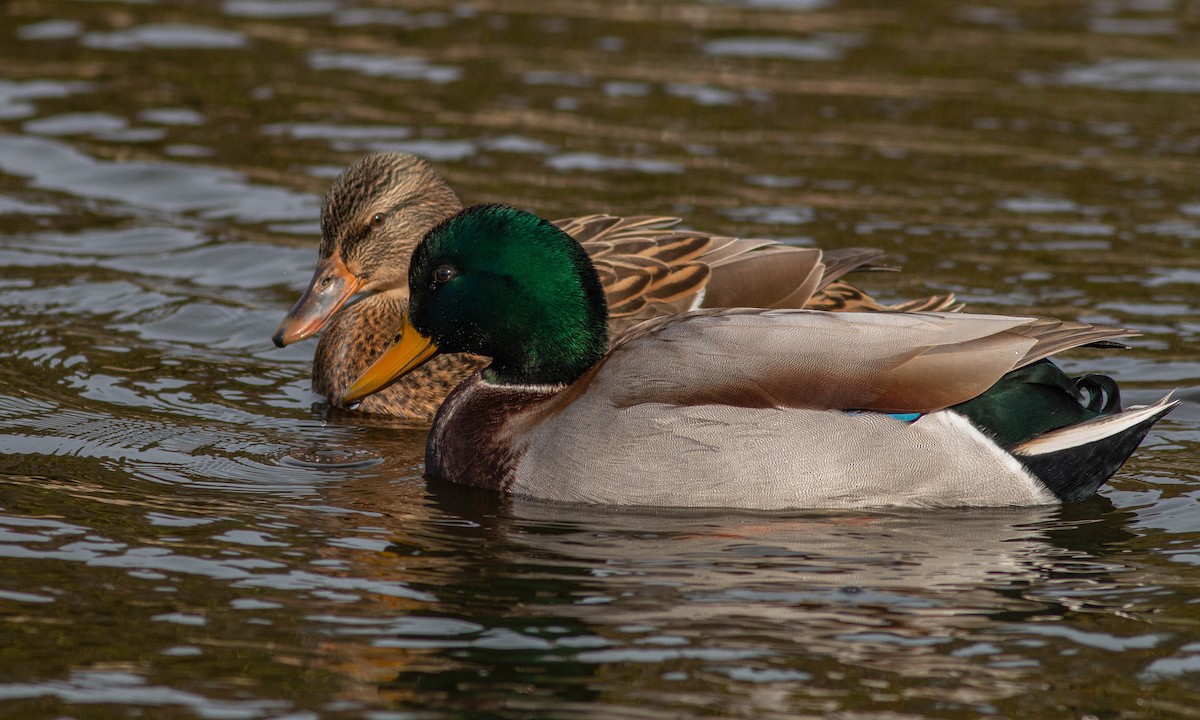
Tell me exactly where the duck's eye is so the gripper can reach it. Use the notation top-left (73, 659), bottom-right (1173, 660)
top-left (370, 213), bottom-right (386, 227)
top-left (434, 265), bottom-right (456, 284)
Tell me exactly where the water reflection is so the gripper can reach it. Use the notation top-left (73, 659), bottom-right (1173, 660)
top-left (0, 136), bottom-right (316, 221)
top-left (703, 34), bottom-right (862, 61)
top-left (2, 0), bottom-right (1199, 716)
top-left (278, 485), bottom-right (1165, 715)
top-left (82, 24), bottom-right (248, 51)
top-left (0, 79), bottom-right (92, 120)
top-left (1050, 59), bottom-right (1200, 93)
top-left (308, 51), bottom-right (463, 84)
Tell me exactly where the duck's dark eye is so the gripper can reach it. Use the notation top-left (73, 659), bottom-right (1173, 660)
top-left (370, 213), bottom-right (386, 227)
top-left (434, 265), bottom-right (456, 284)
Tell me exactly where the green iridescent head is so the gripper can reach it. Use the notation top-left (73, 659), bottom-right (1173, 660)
top-left (405, 204), bottom-right (609, 386)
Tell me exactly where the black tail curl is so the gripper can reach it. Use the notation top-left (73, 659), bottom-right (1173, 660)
top-left (1075, 374), bottom-right (1121, 414)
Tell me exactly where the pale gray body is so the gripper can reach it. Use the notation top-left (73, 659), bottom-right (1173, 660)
top-left (425, 310), bottom-right (1169, 510)
top-left (512, 401), bottom-right (1055, 508)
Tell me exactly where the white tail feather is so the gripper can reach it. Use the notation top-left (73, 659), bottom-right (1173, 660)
top-left (1013, 394), bottom-right (1177, 457)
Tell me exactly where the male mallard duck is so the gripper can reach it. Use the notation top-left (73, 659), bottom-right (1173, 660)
top-left (340, 204), bottom-right (1176, 509)
top-left (273, 152), bottom-right (957, 419)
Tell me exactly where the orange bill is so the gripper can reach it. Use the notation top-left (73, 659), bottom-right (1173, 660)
top-left (340, 314), bottom-right (440, 405)
top-left (272, 253), bottom-right (363, 347)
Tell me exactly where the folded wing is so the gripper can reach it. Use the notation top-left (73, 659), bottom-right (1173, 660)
top-left (557, 214), bottom-right (905, 335)
top-left (584, 310), bottom-right (1134, 413)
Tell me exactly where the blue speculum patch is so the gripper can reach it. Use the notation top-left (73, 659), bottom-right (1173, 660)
top-left (844, 410), bottom-right (922, 423)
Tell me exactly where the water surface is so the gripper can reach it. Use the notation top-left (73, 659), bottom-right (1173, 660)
top-left (2, 0), bottom-right (1200, 717)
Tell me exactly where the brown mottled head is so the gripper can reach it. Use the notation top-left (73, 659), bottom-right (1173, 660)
top-left (320, 152), bottom-right (464, 291)
top-left (272, 152), bottom-right (464, 347)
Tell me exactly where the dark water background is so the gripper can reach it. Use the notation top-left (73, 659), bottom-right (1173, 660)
top-left (3, 1), bottom-right (1200, 717)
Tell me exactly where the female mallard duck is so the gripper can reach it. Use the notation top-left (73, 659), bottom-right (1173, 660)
top-left (273, 152), bottom-right (957, 419)
top-left (340, 204), bottom-right (1176, 509)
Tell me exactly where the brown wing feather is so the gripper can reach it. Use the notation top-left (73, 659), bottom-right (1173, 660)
top-left (1010, 318), bottom-right (1136, 365)
top-left (809, 282), bottom-right (963, 313)
top-left (587, 310), bottom-right (1134, 414)
top-left (703, 248), bottom-right (825, 309)
top-left (599, 256), bottom-right (712, 333)
top-left (555, 215), bottom-right (686, 249)
top-left (808, 282), bottom-right (889, 311)
top-left (598, 264), bottom-right (655, 312)
top-left (815, 248), bottom-right (961, 312)
top-left (885, 294), bottom-right (964, 312)
top-left (627, 234), bottom-right (713, 264)
top-left (817, 248), bottom-right (890, 287)
top-left (552, 215), bottom-right (625, 244)
top-left (640, 263), bottom-right (712, 305)
top-left (555, 213), bottom-right (959, 317)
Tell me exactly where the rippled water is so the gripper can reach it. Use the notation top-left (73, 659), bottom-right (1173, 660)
top-left (2, 0), bottom-right (1200, 717)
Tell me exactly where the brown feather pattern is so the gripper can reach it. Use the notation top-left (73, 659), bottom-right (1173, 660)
top-left (816, 248), bottom-right (890, 286)
top-left (296, 153), bottom-right (960, 419)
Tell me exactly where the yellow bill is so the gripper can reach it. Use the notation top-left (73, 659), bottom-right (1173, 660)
top-left (340, 314), bottom-right (439, 405)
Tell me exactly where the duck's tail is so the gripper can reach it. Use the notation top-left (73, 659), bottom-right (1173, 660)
top-left (1013, 395), bottom-right (1177, 502)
